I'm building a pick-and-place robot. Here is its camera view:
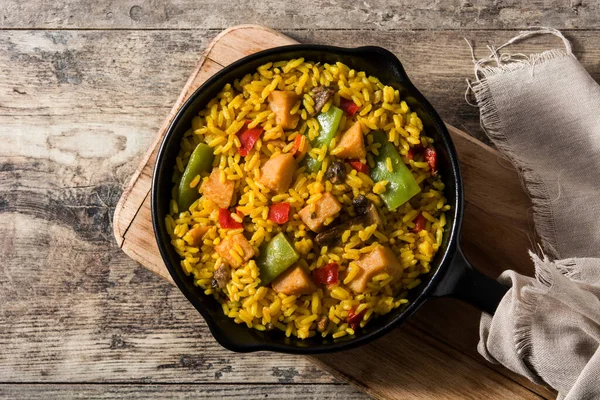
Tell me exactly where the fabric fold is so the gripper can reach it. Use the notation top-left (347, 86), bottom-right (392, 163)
top-left (469, 27), bottom-right (600, 399)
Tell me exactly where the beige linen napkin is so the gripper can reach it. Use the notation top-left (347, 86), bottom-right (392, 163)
top-left (467, 28), bottom-right (600, 399)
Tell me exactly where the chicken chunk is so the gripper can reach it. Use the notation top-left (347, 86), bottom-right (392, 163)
top-left (187, 225), bottom-right (210, 247)
top-left (215, 233), bottom-right (255, 268)
top-left (271, 265), bottom-right (316, 296)
top-left (347, 246), bottom-right (402, 293)
top-left (268, 90), bottom-right (300, 130)
top-left (333, 121), bottom-right (366, 159)
top-left (203, 169), bottom-right (235, 208)
top-left (298, 192), bottom-right (342, 232)
top-left (258, 153), bottom-right (297, 193)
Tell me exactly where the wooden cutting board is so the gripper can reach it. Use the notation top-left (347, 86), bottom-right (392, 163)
top-left (113, 25), bottom-right (554, 399)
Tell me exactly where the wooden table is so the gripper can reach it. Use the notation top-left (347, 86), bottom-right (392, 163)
top-left (1, 2), bottom-right (599, 398)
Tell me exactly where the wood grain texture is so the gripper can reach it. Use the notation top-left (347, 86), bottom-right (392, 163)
top-left (312, 324), bottom-right (545, 400)
top-left (0, 384), bottom-right (366, 399)
top-left (1, 0), bottom-right (598, 30)
top-left (2, 7), bottom-right (598, 398)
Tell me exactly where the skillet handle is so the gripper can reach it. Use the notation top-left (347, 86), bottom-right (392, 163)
top-left (432, 247), bottom-right (508, 315)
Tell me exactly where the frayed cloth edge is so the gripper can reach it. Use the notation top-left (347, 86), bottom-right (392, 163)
top-left (470, 49), bottom-right (575, 260)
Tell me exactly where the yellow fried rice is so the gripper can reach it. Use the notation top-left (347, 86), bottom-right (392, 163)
top-left (166, 58), bottom-right (450, 340)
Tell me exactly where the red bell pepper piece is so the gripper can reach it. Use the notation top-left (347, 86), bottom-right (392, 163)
top-left (348, 160), bottom-right (369, 174)
top-left (312, 263), bottom-right (339, 285)
top-left (291, 134), bottom-right (303, 156)
top-left (424, 147), bottom-right (437, 175)
top-left (219, 208), bottom-right (243, 229)
top-left (237, 121), bottom-right (264, 157)
top-left (339, 97), bottom-right (359, 116)
top-left (267, 202), bottom-right (290, 224)
top-left (412, 213), bottom-right (426, 233)
top-left (347, 308), bottom-right (366, 330)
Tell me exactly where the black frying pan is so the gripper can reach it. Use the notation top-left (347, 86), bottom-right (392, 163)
top-left (151, 45), bottom-right (508, 354)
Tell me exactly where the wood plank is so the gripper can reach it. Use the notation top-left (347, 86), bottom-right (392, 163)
top-left (4, 24), bottom-right (596, 398)
top-left (2, 29), bottom-right (599, 146)
top-left (0, 211), bottom-right (339, 384)
top-left (312, 323), bottom-right (543, 400)
top-left (114, 58), bottom-right (226, 245)
top-left (0, 384), bottom-right (368, 399)
top-left (1, 0), bottom-right (598, 30)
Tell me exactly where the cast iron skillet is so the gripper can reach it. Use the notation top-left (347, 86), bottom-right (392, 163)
top-left (152, 45), bottom-right (508, 354)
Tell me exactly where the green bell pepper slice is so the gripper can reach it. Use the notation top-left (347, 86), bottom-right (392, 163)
top-left (177, 143), bottom-right (214, 212)
top-left (257, 232), bottom-right (300, 285)
top-left (304, 105), bottom-right (344, 173)
top-left (370, 131), bottom-right (421, 210)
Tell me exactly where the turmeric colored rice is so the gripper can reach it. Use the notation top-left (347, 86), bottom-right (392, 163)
top-left (166, 59), bottom-right (450, 339)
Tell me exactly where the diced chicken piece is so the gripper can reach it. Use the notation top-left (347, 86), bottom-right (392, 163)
top-left (211, 262), bottom-right (230, 289)
top-left (203, 169), bottom-right (235, 208)
top-left (187, 225), bottom-right (210, 247)
top-left (215, 233), bottom-right (255, 268)
top-left (271, 265), bottom-right (316, 296)
top-left (258, 153), bottom-right (297, 193)
top-left (347, 246), bottom-right (403, 293)
top-left (268, 90), bottom-right (300, 130)
top-left (298, 192), bottom-right (342, 232)
top-left (333, 121), bottom-right (366, 159)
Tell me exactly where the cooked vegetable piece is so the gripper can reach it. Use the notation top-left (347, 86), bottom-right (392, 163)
top-left (291, 134), bottom-right (303, 156)
top-left (211, 262), bottom-right (230, 289)
top-left (424, 147), bottom-right (438, 175)
top-left (314, 223), bottom-right (348, 247)
top-left (317, 316), bottom-right (329, 332)
top-left (237, 122), bottom-right (264, 156)
top-left (310, 86), bottom-right (335, 115)
top-left (203, 168), bottom-right (235, 208)
top-left (268, 202), bottom-right (290, 224)
top-left (268, 90), bottom-right (300, 129)
top-left (339, 97), bottom-right (359, 116)
top-left (312, 262), bottom-right (339, 285)
top-left (324, 161), bottom-right (346, 185)
top-left (258, 153), bottom-right (297, 193)
top-left (298, 192), bottom-right (342, 232)
top-left (257, 232), bottom-right (300, 285)
top-left (352, 194), bottom-right (371, 216)
top-left (177, 143), bottom-right (214, 211)
top-left (271, 265), bottom-right (316, 296)
top-left (315, 202), bottom-right (382, 246)
top-left (347, 308), bottom-right (366, 330)
top-left (186, 225), bottom-right (210, 247)
top-left (333, 121), bottom-right (366, 159)
top-left (218, 208), bottom-right (243, 229)
top-left (412, 213), bottom-right (426, 233)
top-left (347, 246), bottom-right (402, 293)
top-left (215, 233), bottom-right (255, 268)
top-left (363, 203), bottom-right (383, 227)
top-left (348, 160), bottom-right (369, 174)
top-left (370, 131), bottom-right (421, 210)
top-left (305, 105), bottom-right (344, 173)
